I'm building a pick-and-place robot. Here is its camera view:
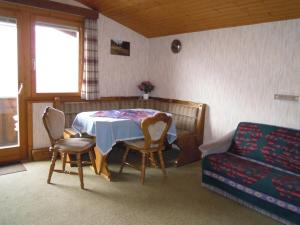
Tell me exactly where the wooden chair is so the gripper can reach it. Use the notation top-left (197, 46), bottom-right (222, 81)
top-left (119, 112), bottom-right (172, 184)
top-left (42, 106), bottom-right (97, 189)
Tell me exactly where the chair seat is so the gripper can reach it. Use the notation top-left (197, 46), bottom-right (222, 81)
top-left (55, 138), bottom-right (95, 153)
top-left (124, 139), bottom-right (160, 152)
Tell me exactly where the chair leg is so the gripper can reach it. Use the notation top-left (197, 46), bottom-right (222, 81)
top-left (149, 152), bottom-right (158, 168)
top-left (77, 153), bottom-right (84, 189)
top-left (141, 152), bottom-right (146, 184)
top-left (88, 148), bottom-right (98, 174)
top-left (47, 150), bottom-right (58, 184)
top-left (62, 152), bottom-right (67, 171)
top-left (119, 146), bottom-right (130, 174)
top-left (158, 150), bottom-right (167, 178)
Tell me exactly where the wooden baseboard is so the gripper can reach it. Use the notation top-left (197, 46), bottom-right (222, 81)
top-left (32, 148), bottom-right (51, 161)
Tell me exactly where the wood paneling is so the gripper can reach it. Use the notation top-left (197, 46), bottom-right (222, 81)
top-left (2, 0), bottom-right (98, 19)
top-left (77, 0), bottom-right (300, 37)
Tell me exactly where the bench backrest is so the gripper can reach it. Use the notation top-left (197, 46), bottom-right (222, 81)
top-left (59, 97), bottom-right (205, 144)
top-left (229, 122), bottom-right (300, 174)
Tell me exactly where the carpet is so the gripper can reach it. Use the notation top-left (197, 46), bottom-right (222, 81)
top-left (0, 160), bottom-right (280, 225)
top-left (0, 160), bottom-right (279, 225)
top-left (0, 162), bottom-right (26, 176)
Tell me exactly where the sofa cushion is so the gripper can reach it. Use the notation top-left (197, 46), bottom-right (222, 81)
top-left (204, 153), bottom-right (271, 186)
top-left (203, 153), bottom-right (300, 218)
top-left (229, 122), bottom-right (300, 174)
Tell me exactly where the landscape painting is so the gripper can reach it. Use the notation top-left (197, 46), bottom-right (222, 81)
top-left (110, 39), bottom-right (130, 56)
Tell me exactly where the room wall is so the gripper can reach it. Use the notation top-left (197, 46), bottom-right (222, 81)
top-left (38, 1), bottom-right (300, 144)
top-left (57, 0), bottom-right (150, 97)
top-left (98, 14), bottom-right (149, 97)
top-left (148, 19), bottom-right (300, 143)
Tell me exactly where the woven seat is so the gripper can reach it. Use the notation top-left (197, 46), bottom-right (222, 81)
top-left (43, 107), bottom-right (97, 189)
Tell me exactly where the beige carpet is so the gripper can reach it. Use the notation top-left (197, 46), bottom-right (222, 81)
top-left (0, 162), bottom-right (26, 176)
top-left (0, 159), bottom-right (280, 225)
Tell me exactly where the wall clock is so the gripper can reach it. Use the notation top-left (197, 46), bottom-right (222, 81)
top-left (171, 39), bottom-right (182, 53)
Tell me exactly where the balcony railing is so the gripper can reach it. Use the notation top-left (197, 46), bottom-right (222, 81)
top-left (0, 97), bottom-right (18, 148)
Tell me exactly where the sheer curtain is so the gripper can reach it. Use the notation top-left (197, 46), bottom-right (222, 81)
top-left (81, 18), bottom-right (99, 100)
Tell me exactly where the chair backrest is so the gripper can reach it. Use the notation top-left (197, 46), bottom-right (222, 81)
top-left (141, 112), bottom-right (172, 149)
top-left (42, 106), bottom-right (65, 146)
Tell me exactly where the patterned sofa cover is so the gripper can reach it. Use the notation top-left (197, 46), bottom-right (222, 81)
top-left (200, 122), bottom-right (300, 225)
top-left (55, 97), bottom-right (206, 166)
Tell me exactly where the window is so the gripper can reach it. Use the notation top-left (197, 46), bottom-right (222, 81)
top-left (0, 16), bottom-right (19, 148)
top-left (0, 17), bottom-right (18, 98)
top-left (35, 22), bottom-right (80, 94)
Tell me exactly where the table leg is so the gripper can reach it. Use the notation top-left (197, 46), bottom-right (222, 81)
top-left (94, 146), bottom-right (111, 181)
top-left (174, 135), bottom-right (201, 167)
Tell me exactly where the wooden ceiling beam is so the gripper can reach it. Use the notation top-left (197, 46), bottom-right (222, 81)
top-left (1, 0), bottom-right (99, 19)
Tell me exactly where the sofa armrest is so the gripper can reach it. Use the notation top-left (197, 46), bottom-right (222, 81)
top-left (199, 130), bottom-right (235, 158)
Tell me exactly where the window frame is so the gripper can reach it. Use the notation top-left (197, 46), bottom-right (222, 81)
top-left (0, 1), bottom-right (91, 163)
top-left (31, 15), bottom-right (83, 97)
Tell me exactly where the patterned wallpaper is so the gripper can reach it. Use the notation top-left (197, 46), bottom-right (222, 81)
top-left (98, 14), bottom-right (149, 97)
top-left (148, 19), bottom-right (300, 143)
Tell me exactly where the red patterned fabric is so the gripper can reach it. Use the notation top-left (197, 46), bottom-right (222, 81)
top-left (272, 176), bottom-right (300, 202)
top-left (231, 123), bottom-right (263, 155)
top-left (230, 122), bottom-right (300, 174)
top-left (202, 122), bottom-right (300, 224)
top-left (206, 153), bottom-right (271, 185)
top-left (204, 153), bottom-right (300, 206)
top-left (91, 109), bottom-right (157, 124)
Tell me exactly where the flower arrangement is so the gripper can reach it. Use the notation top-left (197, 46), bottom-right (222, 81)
top-left (138, 81), bottom-right (155, 94)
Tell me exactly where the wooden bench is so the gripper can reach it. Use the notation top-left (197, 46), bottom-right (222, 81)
top-left (56, 96), bottom-right (205, 179)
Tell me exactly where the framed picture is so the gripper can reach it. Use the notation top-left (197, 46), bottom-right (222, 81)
top-left (110, 39), bottom-right (130, 56)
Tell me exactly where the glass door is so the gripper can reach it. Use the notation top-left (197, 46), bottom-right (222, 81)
top-left (0, 16), bottom-right (22, 163)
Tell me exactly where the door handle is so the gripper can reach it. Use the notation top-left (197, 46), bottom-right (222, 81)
top-left (18, 83), bottom-right (23, 95)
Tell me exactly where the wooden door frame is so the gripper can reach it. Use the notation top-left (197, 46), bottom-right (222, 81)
top-left (0, 1), bottom-right (86, 164)
top-left (0, 8), bottom-right (29, 164)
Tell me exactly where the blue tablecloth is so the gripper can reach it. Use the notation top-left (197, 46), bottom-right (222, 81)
top-left (72, 109), bottom-right (177, 155)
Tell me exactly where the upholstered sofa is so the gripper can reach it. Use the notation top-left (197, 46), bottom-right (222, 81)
top-left (200, 122), bottom-right (300, 225)
top-left (55, 96), bottom-right (206, 166)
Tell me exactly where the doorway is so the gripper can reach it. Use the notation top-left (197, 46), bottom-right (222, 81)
top-left (0, 16), bottom-right (23, 164)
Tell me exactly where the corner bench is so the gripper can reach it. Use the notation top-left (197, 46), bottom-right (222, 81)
top-left (56, 97), bottom-right (206, 179)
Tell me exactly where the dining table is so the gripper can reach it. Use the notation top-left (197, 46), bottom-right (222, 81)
top-left (72, 108), bottom-right (177, 181)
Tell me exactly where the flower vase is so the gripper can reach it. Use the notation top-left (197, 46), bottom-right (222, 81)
top-left (143, 93), bottom-right (149, 100)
